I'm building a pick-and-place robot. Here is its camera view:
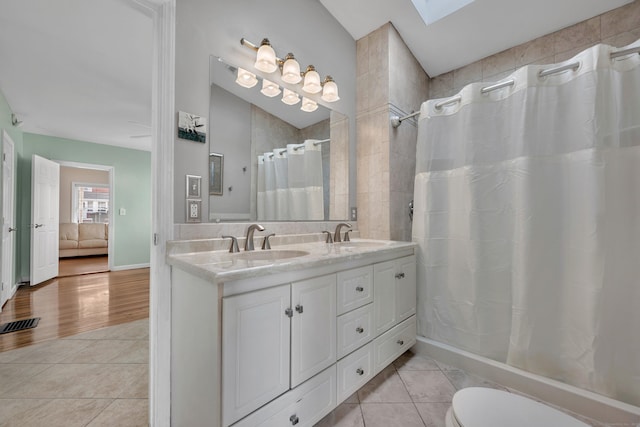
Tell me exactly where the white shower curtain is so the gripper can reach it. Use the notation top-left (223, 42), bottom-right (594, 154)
top-left (412, 41), bottom-right (640, 406)
top-left (257, 140), bottom-right (324, 220)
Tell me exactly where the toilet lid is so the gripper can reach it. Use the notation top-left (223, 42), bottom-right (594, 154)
top-left (451, 387), bottom-right (590, 427)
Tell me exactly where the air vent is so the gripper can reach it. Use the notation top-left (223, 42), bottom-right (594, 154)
top-left (0, 318), bottom-right (41, 334)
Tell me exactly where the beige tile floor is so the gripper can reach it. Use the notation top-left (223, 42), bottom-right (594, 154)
top-left (0, 319), bottom-right (148, 427)
top-left (0, 319), bottom-right (611, 427)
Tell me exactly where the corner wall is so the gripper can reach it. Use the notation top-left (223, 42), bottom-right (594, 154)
top-left (356, 23), bottom-right (429, 241)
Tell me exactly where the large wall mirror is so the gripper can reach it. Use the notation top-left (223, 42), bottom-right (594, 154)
top-left (208, 55), bottom-right (349, 222)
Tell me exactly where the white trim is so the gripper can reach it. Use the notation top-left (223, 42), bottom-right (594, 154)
top-left (110, 262), bottom-right (150, 271)
top-left (147, 0), bottom-right (175, 426)
top-left (57, 160), bottom-right (115, 271)
top-left (413, 336), bottom-right (640, 424)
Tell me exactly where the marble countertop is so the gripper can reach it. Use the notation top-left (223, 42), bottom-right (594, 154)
top-left (166, 238), bottom-right (417, 285)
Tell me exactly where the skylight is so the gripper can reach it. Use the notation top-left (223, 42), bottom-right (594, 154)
top-left (411, 0), bottom-right (475, 26)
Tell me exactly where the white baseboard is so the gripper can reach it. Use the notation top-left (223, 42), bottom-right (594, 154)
top-left (110, 263), bottom-right (150, 271)
top-left (413, 336), bottom-right (640, 425)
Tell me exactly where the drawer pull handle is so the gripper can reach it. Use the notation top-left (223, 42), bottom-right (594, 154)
top-left (295, 304), bottom-right (304, 314)
top-left (395, 272), bottom-right (405, 279)
top-left (356, 368), bottom-right (364, 376)
top-left (290, 414), bottom-right (299, 425)
top-left (355, 286), bottom-right (364, 292)
top-left (356, 327), bottom-right (364, 334)
top-left (397, 339), bottom-right (404, 346)
top-left (285, 308), bottom-right (293, 318)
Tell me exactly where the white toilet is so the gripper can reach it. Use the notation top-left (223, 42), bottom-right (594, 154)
top-left (445, 387), bottom-right (591, 427)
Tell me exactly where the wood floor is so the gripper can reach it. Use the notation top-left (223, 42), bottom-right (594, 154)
top-left (0, 258), bottom-right (149, 352)
top-left (58, 254), bottom-right (109, 277)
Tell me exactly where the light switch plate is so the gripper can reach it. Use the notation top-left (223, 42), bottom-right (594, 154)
top-left (119, 208), bottom-right (126, 216)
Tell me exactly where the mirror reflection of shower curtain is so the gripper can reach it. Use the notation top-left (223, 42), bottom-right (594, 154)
top-left (257, 140), bottom-right (324, 220)
top-left (412, 41), bottom-right (640, 406)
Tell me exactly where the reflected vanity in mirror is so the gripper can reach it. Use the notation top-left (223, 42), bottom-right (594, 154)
top-left (208, 55), bottom-right (349, 222)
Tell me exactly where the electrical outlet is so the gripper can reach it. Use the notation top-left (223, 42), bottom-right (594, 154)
top-left (350, 207), bottom-right (357, 221)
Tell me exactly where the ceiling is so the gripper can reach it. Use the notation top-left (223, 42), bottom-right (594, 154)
top-left (0, 0), bottom-right (154, 151)
top-left (320, 0), bottom-right (633, 77)
top-left (0, 0), bottom-right (632, 152)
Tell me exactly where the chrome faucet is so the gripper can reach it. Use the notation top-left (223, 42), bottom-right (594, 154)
top-left (334, 223), bottom-right (352, 243)
top-left (244, 224), bottom-right (265, 251)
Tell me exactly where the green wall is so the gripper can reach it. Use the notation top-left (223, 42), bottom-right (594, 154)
top-left (19, 133), bottom-right (151, 279)
top-left (0, 90), bottom-right (24, 286)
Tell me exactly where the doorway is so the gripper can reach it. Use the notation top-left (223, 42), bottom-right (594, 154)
top-left (56, 161), bottom-right (114, 277)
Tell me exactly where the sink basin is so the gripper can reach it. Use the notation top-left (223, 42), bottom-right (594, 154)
top-left (234, 249), bottom-right (309, 261)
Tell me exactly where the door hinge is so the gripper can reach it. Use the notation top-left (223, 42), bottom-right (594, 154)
top-left (153, 233), bottom-right (159, 246)
top-left (2, 153), bottom-right (5, 161)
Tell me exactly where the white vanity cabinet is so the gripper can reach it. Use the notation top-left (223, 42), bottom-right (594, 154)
top-left (373, 255), bottom-right (417, 335)
top-left (222, 274), bottom-right (336, 426)
top-left (169, 241), bottom-right (416, 427)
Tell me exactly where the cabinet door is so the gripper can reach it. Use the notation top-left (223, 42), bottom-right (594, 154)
top-left (395, 255), bottom-right (416, 323)
top-left (373, 260), bottom-right (397, 335)
top-left (222, 284), bottom-right (291, 427)
top-left (291, 274), bottom-right (337, 387)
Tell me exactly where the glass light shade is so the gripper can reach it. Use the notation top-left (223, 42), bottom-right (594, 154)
top-left (302, 66), bottom-right (322, 94)
top-left (301, 97), bottom-right (318, 112)
top-left (282, 55), bottom-right (302, 84)
top-left (260, 79), bottom-right (281, 97)
top-left (236, 67), bottom-right (258, 88)
top-left (281, 88), bottom-right (300, 105)
top-left (255, 42), bottom-right (278, 73)
top-left (321, 79), bottom-right (340, 102)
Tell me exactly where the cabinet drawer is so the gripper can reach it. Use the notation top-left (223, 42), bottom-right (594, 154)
top-left (337, 303), bottom-right (373, 359)
top-left (373, 315), bottom-right (416, 375)
top-left (336, 342), bottom-right (373, 404)
top-left (336, 265), bottom-right (373, 315)
top-left (233, 366), bottom-right (336, 427)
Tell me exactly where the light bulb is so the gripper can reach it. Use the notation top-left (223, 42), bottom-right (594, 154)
top-left (321, 76), bottom-right (340, 102)
top-left (282, 88), bottom-right (300, 105)
top-left (302, 65), bottom-right (322, 94)
top-left (255, 39), bottom-right (278, 73)
top-left (260, 79), bottom-right (281, 97)
top-left (281, 53), bottom-right (302, 84)
top-left (301, 97), bottom-right (318, 112)
top-left (235, 67), bottom-right (258, 88)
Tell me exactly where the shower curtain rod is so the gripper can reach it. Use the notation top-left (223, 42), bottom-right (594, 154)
top-left (293, 139), bottom-right (331, 151)
top-left (390, 45), bottom-right (640, 128)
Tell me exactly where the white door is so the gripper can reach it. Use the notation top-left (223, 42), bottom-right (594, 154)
top-left (222, 284), bottom-right (291, 427)
top-left (291, 274), bottom-right (336, 388)
top-left (1, 131), bottom-right (17, 308)
top-left (30, 155), bottom-right (60, 286)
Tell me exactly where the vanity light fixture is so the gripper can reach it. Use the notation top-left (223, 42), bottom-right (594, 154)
top-left (240, 37), bottom-right (340, 103)
top-left (260, 79), bottom-right (281, 97)
top-left (321, 76), bottom-right (340, 102)
top-left (236, 67), bottom-right (258, 88)
top-left (281, 53), bottom-right (302, 84)
top-left (302, 65), bottom-right (322, 94)
top-left (301, 97), bottom-right (318, 112)
top-left (254, 39), bottom-right (278, 73)
top-left (282, 88), bottom-right (300, 105)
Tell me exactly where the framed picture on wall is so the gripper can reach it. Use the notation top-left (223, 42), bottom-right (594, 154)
top-left (209, 153), bottom-right (224, 196)
top-left (186, 174), bottom-right (201, 198)
top-left (178, 111), bottom-right (207, 143)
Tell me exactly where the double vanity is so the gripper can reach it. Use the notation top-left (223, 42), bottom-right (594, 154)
top-left (167, 230), bottom-right (417, 427)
